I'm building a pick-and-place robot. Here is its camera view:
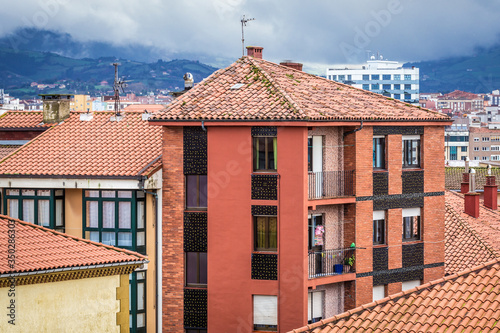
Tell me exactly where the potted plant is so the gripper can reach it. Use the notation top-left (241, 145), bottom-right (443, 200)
top-left (343, 254), bottom-right (355, 273)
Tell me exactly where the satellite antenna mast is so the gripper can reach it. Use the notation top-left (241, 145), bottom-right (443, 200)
top-left (112, 62), bottom-right (127, 116)
top-left (241, 15), bottom-right (255, 56)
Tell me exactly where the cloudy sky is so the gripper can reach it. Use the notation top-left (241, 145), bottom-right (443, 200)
top-left (1, 0), bottom-right (500, 71)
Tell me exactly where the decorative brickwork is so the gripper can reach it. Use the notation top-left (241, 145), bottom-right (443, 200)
top-left (373, 172), bottom-right (389, 195)
top-left (184, 288), bottom-right (207, 329)
top-left (373, 247), bottom-right (388, 272)
top-left (251, 205), bottom-right (278, 216)
top-left (183, 126), bottom-right (207, 175)
top-left (184, 212), bottom-right (207, 252)
top-left (372, 194), bottom-right (424, 211)
top-left (251, 174), bottom-right (278, 200)
top-left (251, 253), bottom-right (278, 280)
top-left (373, 126), bottom-right (424, 136)
top-left (402, 171), bottom-right (424, 194)
top-left (403, 243), bottom-right (424, 268)
top-left (251, 126), bottom-right (277, 136)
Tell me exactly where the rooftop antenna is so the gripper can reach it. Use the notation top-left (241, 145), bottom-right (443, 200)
top-left (112, 62), bottom-right (127, 116)
top-left (241, 15), bottom-right (255, 56)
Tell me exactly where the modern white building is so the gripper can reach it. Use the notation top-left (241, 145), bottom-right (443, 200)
top-left (326, 59), bottom-right (419, 104)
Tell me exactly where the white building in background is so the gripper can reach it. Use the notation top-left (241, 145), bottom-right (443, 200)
top-left (326, 58), bottom-right (419, 105)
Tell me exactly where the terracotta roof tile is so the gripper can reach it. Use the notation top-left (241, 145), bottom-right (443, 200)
top-left (0, 215), bottom-right (146, 274)
top-left (289, 260), bottom-right (500, 333)
top-left (0, 111), bottom-right (162, 177)
top-left (151, 57), bottom-right (449, 122)
top-left (0, 111), bottom-right (51, 129)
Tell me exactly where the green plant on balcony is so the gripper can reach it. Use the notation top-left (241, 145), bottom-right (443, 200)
top-left (344, 255), bottom-right (355, 267)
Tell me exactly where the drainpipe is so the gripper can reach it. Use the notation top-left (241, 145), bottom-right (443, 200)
top-left (201, 120), bottom-right (207, 132)
top-left (343, 121), bottom-right (363, 138)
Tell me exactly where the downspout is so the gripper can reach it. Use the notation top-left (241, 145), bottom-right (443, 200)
top-left (201, 120), bottom-right (207, 132)
top-left (343, 120), bottom-right (363, 138)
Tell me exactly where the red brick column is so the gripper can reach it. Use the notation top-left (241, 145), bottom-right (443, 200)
top-left (464, 192), bottom-right (480, 218)
top-left (162, 126), bottom-right (185, 332)
top-left (484, 176), bottom-right (498, 210)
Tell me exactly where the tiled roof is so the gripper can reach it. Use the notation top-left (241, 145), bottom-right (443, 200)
top-left (0, 215), bottom-right (146, 275)
top-left (0, 111), bottom-right (162, 178)
top-left (0, 145), bottom-right (21, 159)
top-left (0, 111), bottom-right (51, 129)
top-left (151, 56), bottom-right (449, 122)
top-left (444, 191), bottom-right (498, 275)
top-left (439, 90), bottom-right (482, 100)
top-left (290, 259), bottom-right (500, 333)
top-left (469, 126), bottom-right (500, 133)
top-left (123, 104), bottom-right (165, 112)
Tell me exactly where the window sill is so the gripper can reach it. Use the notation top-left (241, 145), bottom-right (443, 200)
top-left (253, 251), bottom-right (278, 254)
top-left (253, 170), bottom-right (278, 174)
top-left (402, 167), bottom-right (422, 171)
top-left (373, 244), bottom-right (387, 248)
top-left (184, 285), bottom-right (207, 289)
top-left (402, 239), bottom-right (422, 244)
top-left (372, 169), bottom-right (388, 173)
top-left (185, 207), bottom-right (207, 212)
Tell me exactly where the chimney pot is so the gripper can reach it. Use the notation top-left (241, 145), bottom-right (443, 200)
top-left (280, 61), bottom-right (303, 71)
top-left (246, 46), bottom-right (263, 59)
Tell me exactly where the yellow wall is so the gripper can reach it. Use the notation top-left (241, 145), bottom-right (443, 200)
top-left (65, 189), bottom-right (83, 238)
top-left (0, 275), bottom-right (122, 332)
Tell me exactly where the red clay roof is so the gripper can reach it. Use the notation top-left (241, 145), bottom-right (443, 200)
top-left (444, 191), bottom-right (499, 275)
top-left (151, 56), bottom-right (449, 122)
top-left (0, 111), bottom-right (162, 178)
top-left (290, 259), bottom-right (500, 333)
top-left (0, 215), bottom-right (146, 275)
top-left (0, 111), bottom-right (52, 129)
top-left (439, 90), bottom-right (482, 100)
top-left (123, 104), bottom-right (165, 112)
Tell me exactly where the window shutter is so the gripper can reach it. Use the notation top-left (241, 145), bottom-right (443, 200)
top-left (312, 292), bottom-right (323, 319)
top-left (254, 295), bottom-right (277, 326)
top-left (402, 208), bottom-right (420, 217)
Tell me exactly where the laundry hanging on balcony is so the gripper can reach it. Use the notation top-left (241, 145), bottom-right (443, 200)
top-left (314, 225), bottom-right (324, 246)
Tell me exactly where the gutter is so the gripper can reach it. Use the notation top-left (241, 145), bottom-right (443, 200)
top-left (148, 118), bottom-right (451, 123)
top-left (343, 120), bottom-right (364, 138)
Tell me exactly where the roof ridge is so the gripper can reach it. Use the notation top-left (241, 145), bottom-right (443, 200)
top-left (0, 214), bottom-right (147, 260)
top-left (247, 56), bottom-right (306, 119)
top-left (289, 258), bottom-right (500, 333)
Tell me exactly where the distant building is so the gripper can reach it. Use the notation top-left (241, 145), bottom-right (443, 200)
top-left (445, 117), bottom-right (469, 165)
top-left (437, 90), bottom-right (483, 113)
top-left (326, 59), bottom-right (419, 104)
top-left (468, 126), bottom-right (500, 163)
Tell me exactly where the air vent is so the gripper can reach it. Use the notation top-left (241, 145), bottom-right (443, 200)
top-left (230, 83), bottom-right (244, 90)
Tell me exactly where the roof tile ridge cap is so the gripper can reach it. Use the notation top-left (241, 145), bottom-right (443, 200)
top-left (249, 57), bottom-right (305, 118)
top-left (0, 120), bottom-right (58, 166)
top-left (0, 214), bottom-right (147, 260)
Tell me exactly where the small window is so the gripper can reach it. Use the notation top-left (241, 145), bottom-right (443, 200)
top-left (402, 208), bottom-right (420, 241)
top-left (483, 137), bottom-right (490, 142)
top-left (394, 94), bottom-right (401, 100)
top-left (308, 291), bottom-right (324, 324)
top-left (402, 280), bottom-right (420, 291)
top-left (404, 94), bottom-right (411, 100)
top-left (253, 136), bottom-right (277, 171)
top-left (186, 175), bottom-right (207, 209)
top-left (338, 75), bottom-right (345, 81)
top-left (394, 74), bottom-right (401, 80)
top-left (254, 216), bottom-right (277, 252)
top-left (402, 135), bottom-right (420, 168)
top-left (473, 147), bottom-right (479, 151)
top-left (253, 295), bottom-right (277, 331)
top-left (394, 84), bottom-right (400, 90)
top-left (382, 74), bottom-right (391, 80)
top-left (331, 75), bottom-right (337, 80)
top-left (362, 84), bottom-right (369, 90)
top-left (404, 74), bottom-right (412, 80)
top-left (371, 74), bottom-right (380, 80)
top-left (373, 136), bottom-right (385, 169)
top-left (371, 84), bottom-right (380, 90)
top-left (382, 84), bottom-right (391, 90)
top-left (482, 147), bottom-right (489, 151)
top-left (482, 156), bottom-right (489, 161)
top-left (474, 138), bottom-right (480, 142)
top-left (373, 285), bottom-right (386, 302)
top-left (185, 252), bottom-right (207, 287)
top-left (362, 74), bottom-right (370, 80)
top-left (373, 211), bottom-right (385, 245)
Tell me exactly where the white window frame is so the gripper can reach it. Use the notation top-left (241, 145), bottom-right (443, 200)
top-left (308, 291), bottom-right (324, 323)
top-left (253, 295), bottom-right (277, 331)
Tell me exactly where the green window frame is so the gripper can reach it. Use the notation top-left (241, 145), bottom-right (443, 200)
top-left (3, 189), bottom-right (64, 232)
top-left (253, 136), bottom-right (277, 171)
top-left (82, 190), bottom-right (146, 254)
top-left (130, 271), bottom-right (146, 332)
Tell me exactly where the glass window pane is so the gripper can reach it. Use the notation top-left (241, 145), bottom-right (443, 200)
top-left (6, 189), bottom-right (19, 196)
top-left (267, 137), bottom-right (275, 170)
top-left (137, 313), bottom-right (145, 328)
top-left (186, 175), bottom-right (198, 208)
top-left (199, 252), bottom-right (207, 284)
top-left (38, 200), bottom-right (50, 227)
top-left (23, 199), bottom-right (35, 223)
top-left (199, 175), bottom-right (208, 208)
top-left (119, 202), bottom-right (131, 229)
top-left (257, 137), bottom-right (266, 170)
top-left (102, 232), bottom-right (116, 246)
top-left (37, 190), bottom-right (50, 196)
top-left (85, 190), bottom-right (99, 198)
top-left (102, 190), bottom-right (116, 198)
top-left (55, 199), bottom-right (63, 227)
top-left (137, 282), bottom-right (145, 310)
top-left (118, 191), bottom-right (132, 198)
top-left (136, 190), bottom-right (145, 198)
top-left (86, 231), bottom-right (99, 242)
top-left (186, 252), bottom-right (198, 285)
top-left (137, 202), bottom-right (145, 229)
top-left (118, 232), bottom-right (132, 246)
top-left (255, 217), bottom-right (266, 250)
top-left (103, 202), bottom-right (115, 228)
top-left (268, 217), bottom-right (277, 250)
top-left (22, 189), bottom-right (35, 196)
top-left (55, 189), bottom-right (64, 196)
top-left (137, 271), bottom-right (146, 280)
top-left (7, 199), bottom-right (19, 219)
top-left (86, 201), bottom-right (99, 228)
top-left (137, 232), bottom-right (145, 246)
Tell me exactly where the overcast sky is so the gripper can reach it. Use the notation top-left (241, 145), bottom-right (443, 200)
top-left (1, 0), bottom-right (500, 72)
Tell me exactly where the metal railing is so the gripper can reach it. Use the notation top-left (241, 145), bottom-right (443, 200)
top-left (308, 170), bottom-right (354, 199)
top-left (308, 247), bottom-right (356, 279)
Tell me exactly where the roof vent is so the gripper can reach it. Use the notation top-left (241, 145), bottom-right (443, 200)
top-left (110, 114), bottom-right (124, 122)
top-left (230, 83), bottom-right (244, 90)
top-left (80, 113), bottom-right (93, 121)
top-left (142, 109), bottom-right (151, 121)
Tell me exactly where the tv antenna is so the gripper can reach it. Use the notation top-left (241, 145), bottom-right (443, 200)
top-left (241, 15), bottom-right (255, 56)
top-left (112, 62), bottom-right (128, 116)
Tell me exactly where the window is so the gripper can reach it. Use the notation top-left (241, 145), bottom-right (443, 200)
top-left (483, 137), bottom-right (490, 142)
top-left (492, 155), bottom-right (500, 161)
top-left (347, 75), bottom-right (352, 80)
top-left (404, 84), bottom-right (411, 90)
top-left (130, 271), bottom-right (146, 332)
top-left (373, 285), bottom-right (386, 302)
top-left (382, 84), bottom-right (391, 90)
top-left (394, 84), bottom-right (400, 90)
top-left (186, 252), bottom-right (207, 286)
top-left (382, 74), bottom-right (391, 80)
top-left (473, 147), bottom-right (479, 151)
top-left (402, 280), bottom-right (420, 291)
top-left (254, 216), bottom-right (277, 252)
top-left (3, 189), bottom-right (64, 232)
top-left (362, 84), bottom-right (369, 90)
top-left (186, 175), bottom-right (207, 209)
top-left (491, 136), bottom-right (500, 142)
top-left (474, 137), bottom-right (479, 142)
top-left (394, 74), bottom-right (401, 80)
top-left (308, 291), bottom-right (324, 324)
top-left (253, 295), bottom-right (277, 331)
top-left (331, 75), bottom-right (337, 80)
top-left (491, 146), bottom-right (500, 151)
top-left (474, 156), bottom-right (479, 160)
top-left (402, 135), bottom-right (420, 168)
top-left (371, 84), bottom-right (379, 90)
top-left (461, 146), bottom-right (468, 152)
top-left (362, 74), bottom-right (370, 80)
top-left (371, 74), bottom-right (379, 80)
top-left (404, 74), bottom-right (411, 80)
top-left (449, 146), bottom-right (457, 160)
top-left (482, 147), bottom-right (489, 151)
top-left (337, 75), bottom-right (345, 81)
top-left (253, 136), bottom-right (277, 171)
top-left (83, 190), bottom-right (146, 253)
top-left (373, 211), bottom-right (385, 245)
top-left (404, 94), bottom-right (411, 100)
top-left (482, 156), bottom-right (489, 161)
top-left (394, 94), bottom-right (401, 100)
top-left (308, 215), bottom-right (323, 250)
top-left (373, 136), bottom-right (385, 169)
top-left (402, 208), bottom-right (420, 241)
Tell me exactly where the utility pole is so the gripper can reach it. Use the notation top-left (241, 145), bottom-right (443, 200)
top-left (241, 15), bottom-right (255, 56)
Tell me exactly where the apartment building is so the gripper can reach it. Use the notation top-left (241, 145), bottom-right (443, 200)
top-left (437, 90), bottom-right (483, 113)
top-left (150, 47), bottom-right (450, 332)
top-left (444, 117), bottom-right (469, 165)
top-left (326, 59), bottom-right (419, 104)
top-left (468, 126), bottom-right (500, 163)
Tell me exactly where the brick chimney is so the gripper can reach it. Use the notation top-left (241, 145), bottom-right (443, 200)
top-left (484, 174), bottom-right (498, 210)
top-left (280, 61), bottom-right (303, 71)
top-left (40, 94), bottom-right (71, 123)
top-left (246, 46), bottom-right (263, 59)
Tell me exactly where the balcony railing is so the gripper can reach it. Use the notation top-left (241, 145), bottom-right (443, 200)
top-left (308, 170), bottom-right (354, 200)
top-left (308, 248), bottom-right (356, 279)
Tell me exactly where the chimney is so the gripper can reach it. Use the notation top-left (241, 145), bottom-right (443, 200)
top-left (484, 166), bottom-right (498, 210)
top-left (280, 61), bottom-right (303, 71)
top-left (246, 46), bottom-right (263, 59)
top-left (40, 94), bottom-right (71, 123)
top-left (461, 159), bottom-right (470, 194)
top-left (464, 169), bottom-right (480, 218)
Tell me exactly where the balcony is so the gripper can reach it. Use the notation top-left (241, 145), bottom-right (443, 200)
top-left (308, 247), bottom-right (356, 279)
top-left (308, 170), bottom-right (354, 200)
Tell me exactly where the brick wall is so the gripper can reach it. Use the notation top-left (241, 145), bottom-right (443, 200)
top-left (386, 282), bottom-right (401, 296)
top-left (162, 126), bottom-right (185, 332)
top-left (387, 208), bottom-right (402, 270)
top-left (387, 134), bottom-right (402, 194)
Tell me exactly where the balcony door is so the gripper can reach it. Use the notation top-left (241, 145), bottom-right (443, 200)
top-left (308, 214), bottom-right (324, 275)
top-left (308, 136), bottom-right (323, 198)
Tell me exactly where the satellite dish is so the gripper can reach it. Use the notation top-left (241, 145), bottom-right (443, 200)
top-left (370, 55), bottom-right (376, 60)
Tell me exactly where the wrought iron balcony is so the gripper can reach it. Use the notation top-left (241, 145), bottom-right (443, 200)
top-left (308, 247), bottom-right (356, 279)
top-left (308, 170), bottom-right (354, 200)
